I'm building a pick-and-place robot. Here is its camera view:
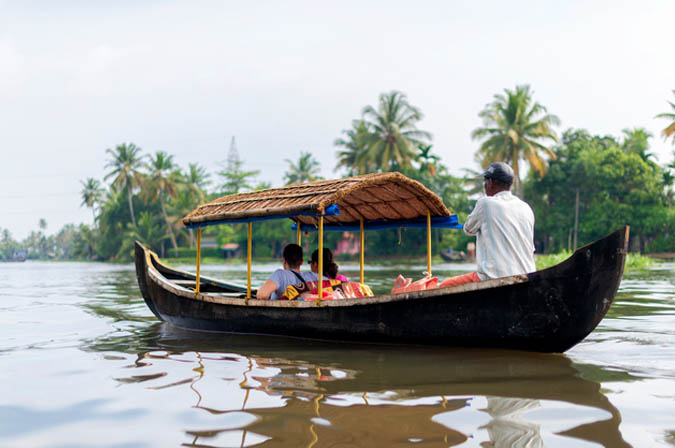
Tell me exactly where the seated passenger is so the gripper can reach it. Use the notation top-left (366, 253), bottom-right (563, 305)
top-left (257, 244), bottom-right (318, 300)
top-left (440, 162), bottom-right (535, 288)
top-left (309, 248), bottom-right (348, 282)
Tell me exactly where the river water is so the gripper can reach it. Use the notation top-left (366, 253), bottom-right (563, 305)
top-left (1, 260), bottom-right (674, 447)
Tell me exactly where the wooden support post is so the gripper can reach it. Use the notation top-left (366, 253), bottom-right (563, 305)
top-left (296, 220), bottom-right (302, 246)
top-left (427, 210), bottom-right (432, 277)
top-left (247, 222), bottom-right (252, 299)
top-left (359, 218), bottom-right (364, 284)
top-left (195, 227), bottom-right (202, 294)
top-left (317, 216), bottom-right (324, 304)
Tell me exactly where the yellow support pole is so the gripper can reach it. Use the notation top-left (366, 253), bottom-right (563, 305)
top-left (296, 220), bottom-right (302, 246)
top-left (359, 218), bottom-right (364, 284)
top-left (427, 210), bottom-right (432, 277)
top-left (317, 216), bottom-right (324, 304)
top-left (247, 222), bottom-right (252, 299)
top-left (195, 228), bottom-right (202, 294)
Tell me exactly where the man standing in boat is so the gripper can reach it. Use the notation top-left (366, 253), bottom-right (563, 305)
top-left (257, 244), bottom-right (318, 300)
top-left (440, 162), bottom-right (535, 287)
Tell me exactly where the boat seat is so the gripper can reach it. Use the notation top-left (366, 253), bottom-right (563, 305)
top-left (173, 279), bottom-right (196, 286)
top-left (201, 292), bottom-right (248, 299)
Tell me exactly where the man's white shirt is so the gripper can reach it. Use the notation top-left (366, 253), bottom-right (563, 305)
top-left (463, 191), bottom-right (536, 280)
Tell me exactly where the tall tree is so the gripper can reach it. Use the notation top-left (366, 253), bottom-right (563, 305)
top-left (622, 128), bottom-right (655, 163)
top-left (118, 211), bottom-right (168, 258)
top-left (96, 188), bottom-right (129, 259)
top-left (655, 90), bottom-right (675, 145)
top-left (471, 84), bottom-right (560, 194)
top-left (284, 151), bottom-right (322, 185)
top-left (184, 163), bottom-right (211, 203)
top-left (178, 163), bottom-right (211, 248)
top-left (334, 120), bottom-right (373, 175)
top-left (79, 178), bottom-right (104, 225)
top-left (359, 91), bottom-right (432, 172)
top-left (524, 129), bottom-right (669, 253)
top-left (104, 143), bottom-right (144, 226)
top-left (218, 137), bottom-right (259, 194)
top-left (417, 144), bottom-right (440, 177)
top-left (142, 151), bottom-right (180, 254)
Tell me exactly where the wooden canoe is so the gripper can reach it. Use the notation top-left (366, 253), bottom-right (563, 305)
top-left (134, 226), bottom-right (629, 353)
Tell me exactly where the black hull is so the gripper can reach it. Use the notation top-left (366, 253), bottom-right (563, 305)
top-left (135, 227), bottom-right (629, 353)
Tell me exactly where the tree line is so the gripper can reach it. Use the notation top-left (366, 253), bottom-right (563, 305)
top-left (2, 87), bottom-right (673, 261)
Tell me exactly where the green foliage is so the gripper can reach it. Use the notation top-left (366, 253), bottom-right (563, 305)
top-left (143, 151), bottom-right (181, 254)
top-left (524, 129), bottom-right (670, 253)
top-left (217, 137), bottom-right (259, 194)
top-left (536, 251), bottom-right (654, 271)
top-left (20, 89), bottom-right (675, 262)
top-left (79, 178), bottom-right (104, 222)
top-left (284, 151), bottom-right (322, 185)
top-left (104, 142), bottom-right (144, 226)
top-left (647, 208), bottom-right (675, 252)
top-left (0, 228), bottom-right (20, 260)
top-left (335, 120), bottom-right (373, 175)
top-left (336, 91), bottom-right (431, 174)
top-left (171, 247), bottom-right (223, 259)
top-left (72, 224), bottom-right (97, 259)
top-left (117, 212), bottom-right (169, 260)
top-left (625, 253), bottom-right (656, 269)
top-left (535, 250), bottom-right (573, 270)
top-left (472, 84), bottom-right (560, 194)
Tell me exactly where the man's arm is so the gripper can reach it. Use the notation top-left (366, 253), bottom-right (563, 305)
top-left (463, 199), bottom-right (483, 236)
top-left (256, 279), bottom-right (277, 299)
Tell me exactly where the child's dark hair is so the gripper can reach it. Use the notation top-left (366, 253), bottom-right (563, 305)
top-left (283, 244), bottom-right (303, 269)
top-left (311, 248), bottom-right (339, 279)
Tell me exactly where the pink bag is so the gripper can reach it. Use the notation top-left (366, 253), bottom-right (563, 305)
top-left (391, 274), bottom-right (412, 294)
top-left (391, 274), bottom-right (438, 294)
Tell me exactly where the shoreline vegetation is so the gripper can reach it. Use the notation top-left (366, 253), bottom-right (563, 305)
top-left (13, 250), bottom-right (663, 273)
top-left (2, 88), bottom-right (673, 263)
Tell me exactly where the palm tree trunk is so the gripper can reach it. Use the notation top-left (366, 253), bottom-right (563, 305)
top-left (127, 188), bottom-right (137, 227)
top-left (512, 160), bottom-right (521, 197)
top-left (160, 199), bottom-right (179, 256)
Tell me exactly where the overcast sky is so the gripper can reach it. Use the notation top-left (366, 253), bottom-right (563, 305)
top-left (1, 0), bottom-right (673, 240)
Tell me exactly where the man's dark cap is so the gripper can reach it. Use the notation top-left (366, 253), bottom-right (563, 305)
top-left (479, 162), bottom-right (514, 185)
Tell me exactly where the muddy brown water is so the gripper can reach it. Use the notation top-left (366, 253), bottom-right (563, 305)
top-left (1, 260), bottom-right (674, 447)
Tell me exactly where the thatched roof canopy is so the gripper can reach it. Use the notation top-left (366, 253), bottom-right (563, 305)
top-left (183, 172), bottom-right (452, 229)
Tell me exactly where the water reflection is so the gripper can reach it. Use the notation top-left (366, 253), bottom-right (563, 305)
top-left (84, 324), bottom-right (634, 447)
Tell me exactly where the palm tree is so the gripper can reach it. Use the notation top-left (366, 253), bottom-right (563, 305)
top-left (284, 152), bottom-right (322, 185)
top-left (334, 120), bottom-right (374, 175)
top-left (471, 85), bottom-right (560, 194)
top-left (104, 143), bottom-right (144, 226)
top-left (184, 163), bottom-right (211, 203)
top-left (118, 212), bottom-right (168, 258)
top-left (656, 90), bottom-right (675, 145)
top-left (79, 178), bottom-right (104, 225)
top-left (622, 128), bottom-right (655, 164)
top-left (73, 224), bottom-right (97, 260)
top-left (417, 144), bottom-right (440, 177)
top-left (178, 163), bottom-right (211, 248)
top-left (37, 219), bottom-right (48, 258)
top-left (142, 151), bottom-right (180, 254)
top-left (358, 91), bottom-right (432, 172)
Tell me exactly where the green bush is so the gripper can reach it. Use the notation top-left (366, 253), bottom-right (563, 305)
top-left (647, 234), bottom-right (675, 253)
top-left (536, 250), bottom-right (654, 271)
